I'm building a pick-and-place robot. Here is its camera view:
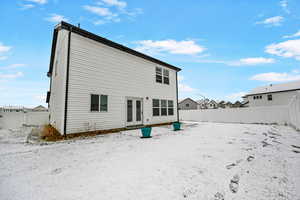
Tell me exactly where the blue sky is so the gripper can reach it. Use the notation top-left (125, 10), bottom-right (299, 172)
top-left (1, 0), bottom-right (300, 107)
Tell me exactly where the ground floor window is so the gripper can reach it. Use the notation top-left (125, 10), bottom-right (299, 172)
top-left (90, 94), bottom-right (108, 112)
top-left (168, 100), bottom-right (174, 115)
top-left (153, 99), bottom-right (174, 117)
top-left (152, 99), bottom-right (160, 116)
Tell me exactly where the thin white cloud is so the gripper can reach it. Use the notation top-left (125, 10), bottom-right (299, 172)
top-left (0, 72), bottom-right (24, 79)
top-left (256, 16), bottom-right (284, 27)
top-left (250, 70), bottom-right (300, 82)
top-left (101, 0), bottom-right (127, 9)
top-left (196, 57), bottom-right (275, 66)
top-left (83, 5), bottom-right (121, 24)
top-left (177, 75), bottom-right (197, 93)
top-left (135, 39), bottom-right (206, 55)
top-left (83, 5), bottom-right (115, 17)
top-left (279, 0), bottom-right (290, 14)
top-left (45, 14), bottom-right (68, 23)
top-left (1, 64), bottom-right (26, 70)
top-left (229, 57), bottom-right (275, 66)
top-left (0, 56), bottom-right (7, 61)
top-left (226, 92), bottom-right (247, 101)
top-left (0, 43), bottom-right (12, 53)
top-left (179, 83), bottom-right (196, 92)
top-left (84, 1), bottom-right (142, 25)
top-left (283, 30), bottom-right (300, 39)
top-left (20, 4), bottom-right (35, 10)
top-left (25, 0), bottom-right (47, 4)
top-left (265, 39), bottom-right (300, 60)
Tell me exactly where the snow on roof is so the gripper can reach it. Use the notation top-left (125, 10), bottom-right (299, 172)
top-left (246, 80), bottom-right (300, 96)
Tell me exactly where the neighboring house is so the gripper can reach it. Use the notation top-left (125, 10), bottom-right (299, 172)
top-left (46, 21), bottom-right (181, 136)
top-left (243, 80), bottom-right (300, 107)
top-left (207, 100), bottom-right (218, 109)
top-left (179, 98), bottom-right (198, 110)
top-left (196, 99), bottom-right (210, 109)
top-left (32, 105), bottom-right (48, 112)
top-left (225, 102), bottom-right (233, 108)
top-left (232, 101), bottom-right (242, 108)
top-left (218, 101), bottom-right (226, 108)
top-left (240, 100), bottom-right (249, 107)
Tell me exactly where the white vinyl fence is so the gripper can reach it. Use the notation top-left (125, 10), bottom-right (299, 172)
top-left (180, 92), bottom-right (300, 131)
top-left (288, 92), bottom-right (300, 130)
top-left (0, 112), bottom-right (49, 129)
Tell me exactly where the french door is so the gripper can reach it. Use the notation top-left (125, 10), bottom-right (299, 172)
top-left (126, 97), bottom-right (143, 126)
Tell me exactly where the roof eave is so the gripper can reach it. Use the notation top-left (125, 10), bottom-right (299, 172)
top-left (48, 21), bottom-right (181, 75)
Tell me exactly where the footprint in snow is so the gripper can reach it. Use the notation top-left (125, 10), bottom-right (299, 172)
top-left (247, 155), bottom-right (254, 162)
top-left (229, 174), bottom-right (239, 193)
top-left (51, 168), bottom-right (62, 175)
top-left (226, 159), bottom-right (243, 169)
top-left (214, 192), bottom-right (224, 200)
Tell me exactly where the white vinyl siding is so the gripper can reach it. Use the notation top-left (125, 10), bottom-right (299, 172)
top-left (246, 90), bottom-right (299, 107)
top-left (65, 32), bottom-right (177, 134)
top-left (49, 29), bottom-right (69, 133)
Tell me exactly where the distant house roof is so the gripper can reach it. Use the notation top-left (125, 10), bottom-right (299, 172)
top-left (179, 98), bottom-right (198, 104)
top-left (32, 105), bottom-right (48, 111)
top-left (245, 80), bottom-right (300, 96)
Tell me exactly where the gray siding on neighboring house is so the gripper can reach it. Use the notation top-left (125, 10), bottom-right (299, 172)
top-left (179, 98), bottom-right (198, 110)
top-left (245, 90), bottom-right (299, 107)
top-left (49, 29), bottom-right (69, 133)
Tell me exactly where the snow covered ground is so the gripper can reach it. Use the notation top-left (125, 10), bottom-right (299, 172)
top-left (1, 122), bottom-right (300, 200)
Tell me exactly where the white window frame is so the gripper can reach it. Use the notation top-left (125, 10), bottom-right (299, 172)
top-left (161, 99), bottom-right (167, 116)
top-left (152, 99), bottom-right (160, 116)
top-left (90, 94), bottom-right (108, 112)
top-left (155, 67), bottom-right (163, 84)
top-left (168, 100), bottom-right (174, 116)
top-left (163, 69), bottom-right (169, 84)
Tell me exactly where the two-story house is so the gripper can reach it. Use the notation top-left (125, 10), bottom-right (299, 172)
top-left (46, 22), bottom-right (181, 136)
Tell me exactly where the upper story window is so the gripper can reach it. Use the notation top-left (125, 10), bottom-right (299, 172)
top-left (267, 94), bottom-right (272, 101)
top-left (156, 67), bottom-right (169, 85)
top-left (186, 103), bottom-right (189, 107)
top-left (156, 67), bottom-right (162, 83)
top-left (163, 69), bottom-right (169, 84)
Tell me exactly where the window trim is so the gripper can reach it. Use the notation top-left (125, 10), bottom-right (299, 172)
top-left (156, 66), bottom-right (170, 85)
top-left (163, 69), bottom-right (169, 85)
top-left (90, 94), bottom-right (100, 112)
top-left (90, 93), bottom-right (108, 112)
top-left (161, 99), bottom-right (167, 116)
top-left (153, 98), bottom-right (175, 117)
top-left (168, 100), bottom-right (174, 116)
top-left (152, 99), bottom-right (160, 116)
top-left (267, 94), bottom-right (272, 101)
top-left (155, 67), bottom-right (163, 84)
top-left (100, 94), bottom-right (108, 112)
